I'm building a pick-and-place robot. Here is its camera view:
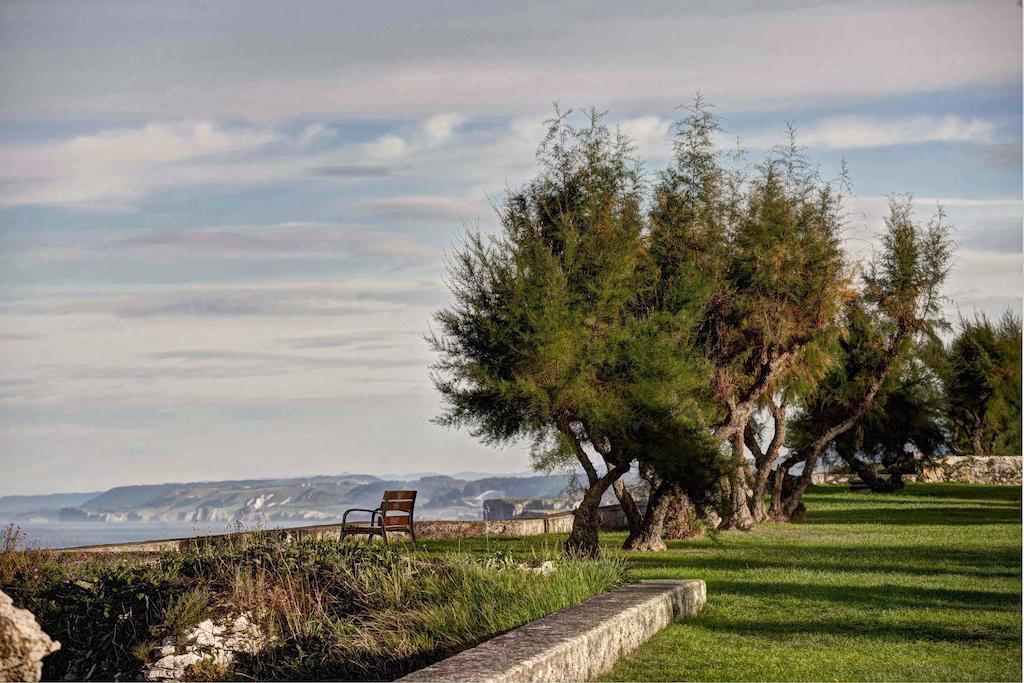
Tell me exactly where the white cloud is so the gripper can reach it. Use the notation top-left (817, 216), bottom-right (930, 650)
top-left (618, 116), bottom-right (672, 159)
top-left (0, 122), bottom-right (276, 209)
top-left (745, 115), bottom-right (998, 150)
top-left (421, 113), bottom-right (465, 145)
top-left (362, 133), bottom-right (407, 161)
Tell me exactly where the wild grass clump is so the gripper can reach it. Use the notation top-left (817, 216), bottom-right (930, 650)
top-left (0, 528), bottom-right (625, 681)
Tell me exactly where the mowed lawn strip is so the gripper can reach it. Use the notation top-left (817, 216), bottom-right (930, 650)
top-left (418, 483), bottom-right (1021, 682)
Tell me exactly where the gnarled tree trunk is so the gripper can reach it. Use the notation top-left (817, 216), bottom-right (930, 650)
top-left (564, 463), bottom-right (629, 558)
top-left (745, 397), bottom-right (787, 522)
top-left (623, 479), bottom-right (681, 552)
top-left (720, 430), bottom-right (756, 530)
top-left (612, 477), bottom-right (643, 545)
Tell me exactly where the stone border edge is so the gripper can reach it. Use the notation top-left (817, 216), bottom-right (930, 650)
top-left (399, 579), bottom-right (706, 683)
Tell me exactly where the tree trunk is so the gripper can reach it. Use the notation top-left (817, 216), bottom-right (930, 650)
top-left (612, 477), bottom-right (643, 544)
top-left (970, 420), bottom-right (985, 456)
top-left (745, 398), bottom-right (787, 523)
top-left (564, 463), bottom-right (628, 558)
top-left (750, 459), bottom-right (774, 522)
top-left (720, 430), bottom-right (756, 530)
top-left (768, 454), bottom-right (802, 521)
top-left (663, 490), bottom-right (703, 540)
top-left (623, 479), bottom-right (680, 552)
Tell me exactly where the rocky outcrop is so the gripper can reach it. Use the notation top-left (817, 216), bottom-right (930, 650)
top-left (0, 589), bottom-right (60, 682)
top-left (919, 456), bottom-right (1022, 485)
top-left (141, 614), bottom-right (265, 681)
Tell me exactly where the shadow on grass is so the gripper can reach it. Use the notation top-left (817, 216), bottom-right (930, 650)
top-left (801, 504), bottom-right (1020, 526)
top-left (691, 612), bottom-right (1020, 645)
top-left (710, 579), bottom-right (1021, 613)
top-left (804, 483), bottom-right (1022, 503)
top-left (628, 542), bottom-right (1020, 578)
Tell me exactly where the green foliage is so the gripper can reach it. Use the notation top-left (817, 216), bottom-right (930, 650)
top-left (788, 196), bottom-right (954, 459)
top-left (830, 357), bottom-right (947, 473)
top-left (1, 535), bottom-right (625, 681)
top-left (933, 311), bottom-right (1022, 455)
top-left (650, 104), bottom-right (850, 411)
top-left (429, 106), bottom-right (720, 491)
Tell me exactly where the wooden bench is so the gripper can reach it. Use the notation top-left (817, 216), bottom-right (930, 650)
top-left (341, 490), bottom-right (417, 548)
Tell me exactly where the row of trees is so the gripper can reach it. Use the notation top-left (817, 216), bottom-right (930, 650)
top-left (428, 101), bottom-right (1018, 557)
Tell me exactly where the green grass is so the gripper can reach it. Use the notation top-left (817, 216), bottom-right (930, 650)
top-left (4, 484), bottom-right (1017, 681)
top-left (420, 483), bottom-right (1021, 682)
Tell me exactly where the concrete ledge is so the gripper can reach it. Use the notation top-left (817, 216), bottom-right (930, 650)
top-left (400, 579), bottom-right (706, 682)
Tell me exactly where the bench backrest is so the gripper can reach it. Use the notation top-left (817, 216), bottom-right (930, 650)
top-left (381, 490), bottom-right (416, 526)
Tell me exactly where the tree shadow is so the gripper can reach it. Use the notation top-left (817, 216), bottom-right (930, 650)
top-left (627, 542), bottom-right (1020, 578)
top-left (710, 579), bottom-right (1021, 613)
top-left (801, 504), bottom-right (1020, 526)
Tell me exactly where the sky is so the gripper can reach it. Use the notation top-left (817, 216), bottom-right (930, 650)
top-left (0, 0), bottom-right (1020, 495)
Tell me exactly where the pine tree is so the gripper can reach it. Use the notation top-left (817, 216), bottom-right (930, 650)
top-left (773, 197), bottom-right (953, 518)
top-left (429, 109), bottom-right (719, 557)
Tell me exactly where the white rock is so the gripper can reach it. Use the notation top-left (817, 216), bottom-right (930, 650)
top-left (0, 589), bottom-right (60, 683)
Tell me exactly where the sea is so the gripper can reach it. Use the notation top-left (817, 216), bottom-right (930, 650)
top-left (10, 520), bottom-right (326, 550)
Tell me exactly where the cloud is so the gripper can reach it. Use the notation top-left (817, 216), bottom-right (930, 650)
top-left (110, 223), bottom-right (439, 263)
top-left (0, 279), bottom-right (446, 319)
top-left (306, 164), bottom-right (394, 178)
top-left (362, 134), bottom-right (407, 160)
top-left (0, 121), bottom-right (277, 209)
top-left (1, 2), bottom-right (1018, 121)
top-left (355, 195), bottom-right (483, 221)
top-left (618, 116), bottom-right (672, 159)
top-left (297, 122), bottom-right (337, 146)
top-left (281, 330), bottom-right (418, 349)
top-left (744, 115), bottom-right (998, 150)
top-left (0, 110), bottom-right (478, 210)
top-left (421, 113), bottom-right (465, 145)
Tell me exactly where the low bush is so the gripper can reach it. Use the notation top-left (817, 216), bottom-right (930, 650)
top-left (0, 527), bottom-right (625, 681)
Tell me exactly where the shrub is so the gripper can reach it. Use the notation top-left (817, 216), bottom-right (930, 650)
top-left (1, 533), bottom-right (625, 681)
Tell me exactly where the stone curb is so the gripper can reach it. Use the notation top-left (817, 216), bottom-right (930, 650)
top-left (399, 579), bottom-right (706, 682)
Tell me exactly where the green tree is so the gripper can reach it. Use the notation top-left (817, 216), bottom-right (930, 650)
top-left (773, 197), bottom-right (953, 518)
top-left (647, 103), bottom-right (849, 532)
top-left (833, 357), bottom-right (947, 490)
top-left (934, 311), bottom-right (1022, 455)
top-left (429, 109), bottom-right (718, 557)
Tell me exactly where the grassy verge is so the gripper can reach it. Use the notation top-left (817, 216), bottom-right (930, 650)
top-left (421, 483), bottom-right (1021, 682)
top-left (1, 535), bottom-right (624, 681)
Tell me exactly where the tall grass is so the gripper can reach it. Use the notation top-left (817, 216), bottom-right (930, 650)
top-left (1, 529), bottom-right (625, 681)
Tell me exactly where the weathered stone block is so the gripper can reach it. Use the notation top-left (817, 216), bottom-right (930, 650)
top-left (400, 579), bottom-right (706, 682)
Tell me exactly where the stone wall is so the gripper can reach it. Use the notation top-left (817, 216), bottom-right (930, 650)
top-left (400, 580), bottom-right (706, 682)
top-left (918, 456), bottom-right (1022, 485)
top-left (49, 509), bottom-right (583, 554)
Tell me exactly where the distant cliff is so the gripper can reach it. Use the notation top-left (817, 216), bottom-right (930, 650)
top-left (2, 473), bottom-right (572, 524)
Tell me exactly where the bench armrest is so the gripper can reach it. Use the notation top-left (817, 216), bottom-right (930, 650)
top-left (342, 508), bottom-right (382, 526)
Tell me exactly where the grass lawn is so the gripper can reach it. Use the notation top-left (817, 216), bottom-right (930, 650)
top-left (418, 483), bottom-right (1021, 682)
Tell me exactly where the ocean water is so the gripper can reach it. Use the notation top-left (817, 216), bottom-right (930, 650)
top-left (9, 520), bottom-right (329, 549)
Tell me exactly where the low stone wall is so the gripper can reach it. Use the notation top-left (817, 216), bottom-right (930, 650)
top-left (919, 455), bottom-right (1022, 485)
top-left (400, 579), bottom-right (706, 682)
top-left (48, 510), bottom-right (581, 554)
